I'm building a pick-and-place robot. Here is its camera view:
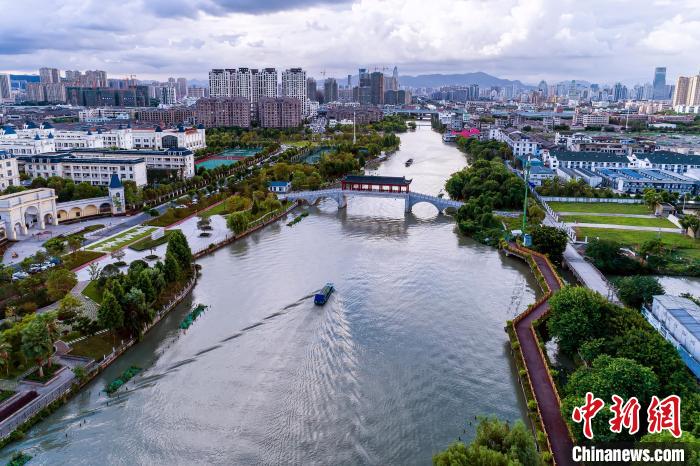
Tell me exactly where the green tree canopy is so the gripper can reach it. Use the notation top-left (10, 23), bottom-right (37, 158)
top-left (46, 268), bottom-right (78, 301)
top-left (530, 225), bottom-right (568, 263)
top-left (613, 275), bottom-right (664, 309)
top-left (433, 417), bottom-right (541, 466)
top-left (547, 286), bottom-right (608, 355)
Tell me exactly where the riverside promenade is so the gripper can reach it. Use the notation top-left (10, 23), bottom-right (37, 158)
top-left (507, 244), bottom-right (576, 466)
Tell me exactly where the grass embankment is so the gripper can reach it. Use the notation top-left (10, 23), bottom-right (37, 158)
top-left (548, 202), bottom-right (651, 215)
top-left (199, 203), bottom-right (228, 218)
top-left (81, 280), bottom-right (103, 303)
top-left (128, 230), bottom-right (180, 251)
top-left (562, 214), bottom-right (675, 228)
top-left (70, 332), bottom-right (115, 360)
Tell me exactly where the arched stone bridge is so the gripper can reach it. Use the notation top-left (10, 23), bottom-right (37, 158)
top-left (280, 188), bottom-right (463, 213)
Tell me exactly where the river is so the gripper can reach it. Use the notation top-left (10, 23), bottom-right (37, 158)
top-left (2, 125), bottom-right (539, 465)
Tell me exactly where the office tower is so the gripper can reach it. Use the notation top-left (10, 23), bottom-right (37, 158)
top-left (281, 68), bottom-right (307, 115)
top-left (177, 78), bottom-right (187, 100)
top-left (306, 77), bottom-right (317, 100)
top-left (613, 83), bottom-right (627, 101)
top-left (653, 67), bottom-right (667, 100)
top-left (537, 80), bottom-right (548, 97)
top-left (393, 66), bottom-right (399, 88)
top-left (39, 67), bottom-right (60, 84)
top-left (0, 74), bottom-right (11, 102)
top-left (370, 71), bottom-right (384, 105)
top-left (347, 75), bottom-right (352, 87)
top-left (324, 78), bottom-right (338, 102)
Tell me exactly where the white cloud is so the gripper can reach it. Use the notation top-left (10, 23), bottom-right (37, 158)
top-left (0, 0), bottom-right (698, 84)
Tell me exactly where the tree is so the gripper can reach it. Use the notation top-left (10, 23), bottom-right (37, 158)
top-left (122, 287), bottom-right (151, 337)
top-left (163, 251), bottom-right (181, 283)
top-left (87, 262), bottom-right (102, 282)
top-left (57, 294), bottom-right (83, 320)
top-left (44, 237), bottom-right (66, 256)
top-left (584, 239), bottom-right (641, 274)
top-left (46, 268), bottom-right (78, 301)
top-left (227, 211), bottom-right (250, 235)
top-left (530, 225), bottom-right (568, 263)
top-left (21, 319), bottom-right (53, 378)
top-left (613, 275), bottom-right (664, 309)
top-left (97, 290), bottom-right (124, 339)
top-left (562, 355), bottom-right (659, 443)
top-left (433, 417), bottom-right (541, 466)
top-left (0, 337), bottom-right (11, 376)
top-left (111, 249), bottom-right (126, 262)
top-left (136, 269), bottom-right (156, 303)
top-left (547, 286), bottom-right (608, 355)
top-left (166, 230), bottom-right (192, 271)
top-left (643, 188), bottom-right (663, 209)
top-left (67, 235), bottom-right (84, 254)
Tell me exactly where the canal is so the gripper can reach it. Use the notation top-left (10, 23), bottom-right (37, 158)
top-left (3, 125), bottom-right (539, 465)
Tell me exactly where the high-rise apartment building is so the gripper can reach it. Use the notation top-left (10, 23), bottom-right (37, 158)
top-left (257, 96), bottom-right (302, 128)
top-left (176, 78), bottom-right (187, 100)
top-left (673, 76), bottom-right (691, 106)
top-left (0, 74), bottom-right (11, 103)
top-left (281, 68), bottom-right (308, 116)
top-left (324, 78), bottom-right (338, 103)
top-left (161, 86), bottom-right (177, 105)
top-left (39, 67), bottom-right (60, 84)
top-left (187, 86), bottom-right (207, 99)
top-left (306, 78), bottom-right (317, 100)
top-left (209, 69), bottom-right (234, 97)
top-left (194, 97), bottom-right (250, 128)
top-left (653, 67), bottom-right (667, 100)
top-left (672, 74), bottom-right (700, 107)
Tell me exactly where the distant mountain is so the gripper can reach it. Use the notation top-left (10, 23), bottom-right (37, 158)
top-left (398, 72), bottom-right (528, 89)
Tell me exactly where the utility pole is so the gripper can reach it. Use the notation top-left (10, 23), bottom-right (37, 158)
top-left (522, 155), bottom-right (531, 232)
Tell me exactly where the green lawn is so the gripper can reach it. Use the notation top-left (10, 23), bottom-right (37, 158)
top-left (128, 229), bottom-right (180, 251)
top-left (81, 280), bottom-right (103, 304)
top-left (548, 202), bottom-right (651, 215)
top-left (563, 215), bottom-right (675, 228)
top-left (63, 250), bottom-right (104, 270)
top-left (200, 202), bottom-right (228, 218)
top-left (576, 227), bottom-right (698, 249)
top-left (87, 226), bottom-right (157, 252)
top-left (70, 332), bottom-right (116, 360)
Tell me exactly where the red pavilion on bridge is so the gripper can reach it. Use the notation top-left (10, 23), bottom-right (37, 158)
top-left (341, 175), bottom-right (412, 193)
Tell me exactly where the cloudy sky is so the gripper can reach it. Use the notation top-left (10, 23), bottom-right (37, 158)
top-left (1, 0), bottom-right (699, 85)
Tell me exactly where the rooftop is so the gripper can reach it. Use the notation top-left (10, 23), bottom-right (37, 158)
top-left (342, 175), bottom-right (412, 186)
top-left (550, 150), bottom-right (629, 163)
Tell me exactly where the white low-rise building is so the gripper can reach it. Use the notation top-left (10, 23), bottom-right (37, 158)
top-left (0, 151), bottom-right (20, 190)
top-left (488, 127), bottom-right (540, 156)
top-left (71, 147), bottom-right (196, 178)
top-left (1, 122), bottom-right (205, 153)
top-left (18, 153), bottom-right (148, 187)
top-left (0, 188), bottom-right (58, 240)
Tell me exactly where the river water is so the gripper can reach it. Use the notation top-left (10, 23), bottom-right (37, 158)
top-left (2, 125), bottom-right (538, 465)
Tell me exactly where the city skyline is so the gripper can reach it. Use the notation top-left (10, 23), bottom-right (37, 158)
top-left (1, 0), bottom-right (699, 84)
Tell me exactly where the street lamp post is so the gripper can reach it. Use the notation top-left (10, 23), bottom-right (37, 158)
top-left (522, 155), bottom-right (531, 232)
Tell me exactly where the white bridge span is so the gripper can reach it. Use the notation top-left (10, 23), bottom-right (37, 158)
top-left (280, 189), bottom-right (463, 213)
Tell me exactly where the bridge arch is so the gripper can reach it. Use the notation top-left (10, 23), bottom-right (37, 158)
top-left (57, 209), bottom-right (69, 221)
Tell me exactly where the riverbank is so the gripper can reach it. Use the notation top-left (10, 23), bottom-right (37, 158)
top-left (0, 203), bottom-right (299, 447)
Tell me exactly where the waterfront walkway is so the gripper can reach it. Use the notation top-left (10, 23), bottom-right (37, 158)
top-left (510, 244), bottom-right (576, 466)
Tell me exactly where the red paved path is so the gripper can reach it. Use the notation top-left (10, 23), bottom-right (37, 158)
top-left (514, 249), bottom-right (577, 466)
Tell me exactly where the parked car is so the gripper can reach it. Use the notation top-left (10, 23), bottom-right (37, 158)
top-left (12, 272), bottom-right (29, 281)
